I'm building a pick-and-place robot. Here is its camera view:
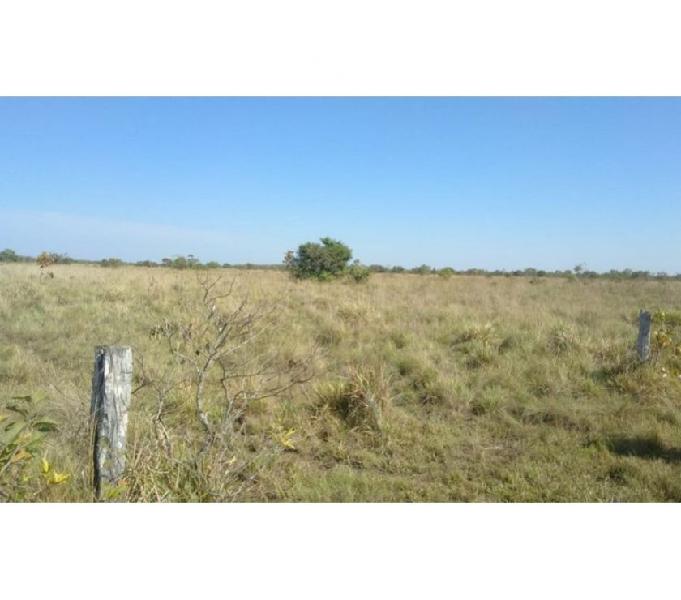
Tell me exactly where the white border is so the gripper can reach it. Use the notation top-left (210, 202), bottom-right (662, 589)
top-left (2, 503), bottom-right (681, 598)
top-left (1, 0), bottom-right (680, 95)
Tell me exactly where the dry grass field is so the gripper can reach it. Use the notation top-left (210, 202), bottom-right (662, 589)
top-left (1, 263), bottom-right (681, 502)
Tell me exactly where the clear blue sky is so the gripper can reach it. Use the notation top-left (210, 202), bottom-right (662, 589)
top-left (1, 97), bottom-right (679, 272)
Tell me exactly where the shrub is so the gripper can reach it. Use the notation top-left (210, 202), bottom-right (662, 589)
top-left (142, 275), bottom-right (314, 499)
top-left (285, 237), bottom-right (353, 280)
top-left (651, 310), bottom-right (681, 376)
top-left (347, 260), bottom-right (371, 283)
top-left (36, 251), bottom-right (58, 279)
top-left (101, 258), bottom-right (124, 268)
top-left (438, 267), bottom-right (455, 279)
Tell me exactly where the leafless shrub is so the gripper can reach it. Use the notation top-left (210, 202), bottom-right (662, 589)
top-left (136, 273), bottom-right (315, 500)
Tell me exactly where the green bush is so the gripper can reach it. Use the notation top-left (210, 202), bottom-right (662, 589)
top-left (347, 260), bottom-right (371, 283)
top-left (285, 238), bottom-right (354, 280)
top-left (1, 394), bottom-right (60, 500)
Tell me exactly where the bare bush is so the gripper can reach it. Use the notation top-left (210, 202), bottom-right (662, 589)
top-left (135, 274), bottom-right (314, 500)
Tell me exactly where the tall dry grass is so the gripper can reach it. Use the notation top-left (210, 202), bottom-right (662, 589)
top-left (1, 263), bottom-right (681, 501)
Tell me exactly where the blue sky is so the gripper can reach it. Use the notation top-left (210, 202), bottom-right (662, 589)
top-left (1, 97), bottom-right (679, 272)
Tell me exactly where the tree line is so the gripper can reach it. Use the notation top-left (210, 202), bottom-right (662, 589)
top-left (1, 246), bottom-right (679, 281)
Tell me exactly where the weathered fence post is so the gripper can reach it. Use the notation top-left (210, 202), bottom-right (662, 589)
top-left (637, 310), bottom-right (652, 362)
top-left (91, 346), bottom-right (132, 499)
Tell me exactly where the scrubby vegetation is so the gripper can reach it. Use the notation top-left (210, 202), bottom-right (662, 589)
top-left (285, 238), bottom-right (355, 280)
top-left (346, 260), bottom-right (371, 283)
top-left (1, 263), bottom-right (681, 502)
top-left (100, 258), bottom-right (124, 268)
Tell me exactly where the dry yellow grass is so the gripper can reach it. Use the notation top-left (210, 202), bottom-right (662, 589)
top-left (1, 263), bottom-right (681, 501)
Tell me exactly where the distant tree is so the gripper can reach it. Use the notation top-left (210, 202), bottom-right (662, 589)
top-left (100, 258), bottom-right (124, 268)
top-left (412, 264), bottom-right (432, 275)
top-left (136, 260), bottom-right (158, 268)
top-left (283, 251), bottom-right (295, 270)
top-left (34, 252), bottom-right (73, 265)
top-left (205, 261), bottom-right (221, 269)
top-left (438, 267), bottom-right (455, 279)
top-left (36, 251), bottom-right (56, 269)
top-left (159, 255), bottom-right (204, 269)
top-left (285, 238), bottom-right (354, 280)
top-left (390, 266), bottom-right (406, 273)
top-left (368, 264), bottom-right (387, 273)
top-left (0, 248), bottom-right (19, 262)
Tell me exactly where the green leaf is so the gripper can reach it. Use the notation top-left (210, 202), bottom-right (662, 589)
top-left (0, 422), bottom-right (29, 446)
top-left (5, 404), bottom-right (29, 417)
top-left (33, 421), bottom-right (58, 432)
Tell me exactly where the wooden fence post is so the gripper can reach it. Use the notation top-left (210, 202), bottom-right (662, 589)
top-left (91, 346), bottom-right (132, 499)
top-left (637, 310), bottom-right (652, 362)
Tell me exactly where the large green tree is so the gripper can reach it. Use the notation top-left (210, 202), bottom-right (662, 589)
top-left (285, 237), bottom-right (353, 280)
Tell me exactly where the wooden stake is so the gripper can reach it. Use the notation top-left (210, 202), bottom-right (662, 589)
top-left (637, 310), bottom-right (652, 362)
top-left (91, 346), bottom-right (132, 499)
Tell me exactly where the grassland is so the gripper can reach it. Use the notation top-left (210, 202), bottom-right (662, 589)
top-left (1, 263), bottom-right (681, 502)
